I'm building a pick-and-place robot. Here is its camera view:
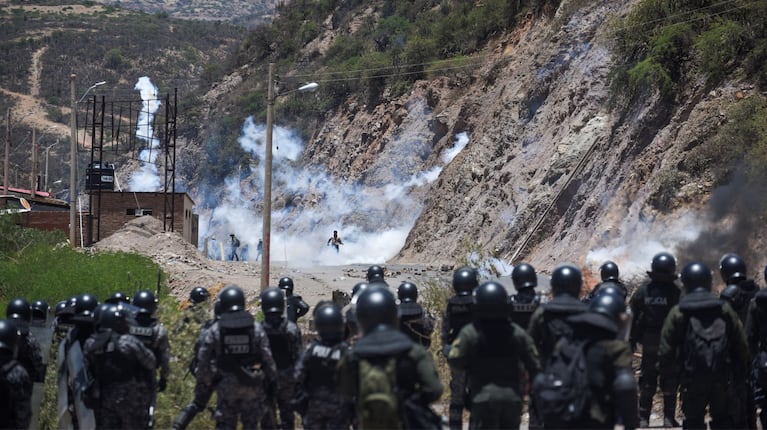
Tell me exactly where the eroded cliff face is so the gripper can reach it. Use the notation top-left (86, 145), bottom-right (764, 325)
top-left (191, 0), bottom-right (766, 278)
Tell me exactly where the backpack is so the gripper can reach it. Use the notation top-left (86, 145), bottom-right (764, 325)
top-left (532, 337), bottom-right (591, 426)
top-left (358, 356), bottom-right (401, 430)
top-left (682, 311), bottom-right (729, 376)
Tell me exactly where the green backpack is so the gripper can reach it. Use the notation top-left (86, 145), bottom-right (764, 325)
top-left (358, 356), bottom-right (401, 430)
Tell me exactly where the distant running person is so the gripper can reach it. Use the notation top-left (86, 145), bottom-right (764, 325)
top-left (327, 230), bottom-right (343, 253)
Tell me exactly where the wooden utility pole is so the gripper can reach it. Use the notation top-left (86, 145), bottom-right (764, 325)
top-left (260, 62), bottom-right (275, 291)
top-left (3, 108), bottom-right (9, 195)
top-left (69, 74), bottom-right (77, 246)
top-left (30, 128), bottom-right (37, 198)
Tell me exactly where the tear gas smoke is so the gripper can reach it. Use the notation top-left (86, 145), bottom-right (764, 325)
top-left (129, 77), bottom-right (162, 191)
top-left (198, 116), bottom-right (470, 267)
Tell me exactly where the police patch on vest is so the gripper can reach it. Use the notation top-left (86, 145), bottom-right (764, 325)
top-left (130, 325), bottom-right (154, 337)
top-left (512, 303), bottom-right (537, 312)
top-left (223, 334), bottom-right (251, 354)
top-left (644, 297), bottom-right (668, 305)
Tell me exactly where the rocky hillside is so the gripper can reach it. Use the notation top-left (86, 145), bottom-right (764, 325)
top-left (181, 0), bottom-right (767, 280)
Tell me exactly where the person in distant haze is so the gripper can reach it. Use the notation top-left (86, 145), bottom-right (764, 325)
top-left (229, 234), bottom-right (240, 261)
top-left (327, 230), bottom-right (343, 253)
top-left (240, 244), bottom-right (249, 261)
top-left (256, 239), bottom-right (263, 261)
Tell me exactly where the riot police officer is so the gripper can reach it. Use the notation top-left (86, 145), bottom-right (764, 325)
top-left (629, 252), bottom-right (681, 427)
top-left (449, 281), bottom-right (540, 429)
top-left (397, 281), bottom-right (435, 347)
top-left (84, 304), bottom-right (157, 429)
top-left (260, 287), bottom-right (303, 430)
top-left (658, 262), bottom-right (749, 429)
top-left (5, 298), bottom-right (45, 382)
top-left (338, 286), bottom-right (443, 429)
top-left (585, 260), bottom-right (628, 303)
top-left (104, 291), bottom-right (131, 305)
top-left (0, 319), bottom-right (32, 429)
top-left (366, 264), bottom-right (386, 284)
top-left (293, 302), bottom-right (352, 429)
top-left (132, 290), bottom-right (171, 397)
top-left (278, 277), bottom-right (310, 323)
top-left (344, 281), bottom-right (368, 341)
top-left (197, 285), bottom-right (278, 428)
top-left (442, 266), bottom-right (478, 430)
top-left (719, 253), bottom-right (760, 324)
top-left (509, 263), bottom-right (541, 329)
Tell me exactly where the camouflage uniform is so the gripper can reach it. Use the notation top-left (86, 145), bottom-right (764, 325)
top-left (197, 310), bottom-right (277, 429)
top-left (398, 301), bottom-right (435, 347)
top-left (15, 321), bottom-right (45, 383)
top-left (441, 294), bottom-right (474, 430)
top-left (260, 318), bottom-right (303, 430)
top-left (658, 290), bottom-right (750, 429)
top-left (449, 319), bottom-right (540, 429)
top-left (629, 275), bottom-right (681, 424)
top-left (83, 329), bottom-right (157, 429)
top-left (294, 338), bottom-right (352, 429)
top-left (174, 317), bottom-right (217, 430)
top-left (338, 327), bottom-right (443, 428)
top-left (285, 295), bottom-right (310, 323)
top-left (0, 358), bottom-right (32, 429)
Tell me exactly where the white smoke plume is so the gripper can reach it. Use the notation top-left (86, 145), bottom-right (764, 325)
top-left (129, 76), bottom-right (162, 191)
top-left (198, 116), bottom-right (470, 267)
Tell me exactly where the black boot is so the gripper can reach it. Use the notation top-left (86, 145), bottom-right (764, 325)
top-left (663, 394), bottom-right (679, 427)
top-left (173, 404), bottom-right (199, 430)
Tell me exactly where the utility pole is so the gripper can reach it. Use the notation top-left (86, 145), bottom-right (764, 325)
top-left (30, 128), bottom-right (37, 198)
top-left (3, 108), bottom-right (9, 195)
top-left (69, 74), bottom-right (77, 247)
top-left (260, 62), bottom-right (275, 291)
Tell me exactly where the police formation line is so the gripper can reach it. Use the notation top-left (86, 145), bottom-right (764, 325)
top-left (1, 254), bottom-right (766, 429)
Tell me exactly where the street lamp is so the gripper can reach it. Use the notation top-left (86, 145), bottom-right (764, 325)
top-left (260, 62), bottom-right (318, 291)
top-left (78, 81), bottom-right (107, 103)
top-left (43, 138), bottom-right (60, 191)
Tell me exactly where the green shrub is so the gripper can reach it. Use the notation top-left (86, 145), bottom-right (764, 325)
top-left (695, 20), bottom-right (747, 83)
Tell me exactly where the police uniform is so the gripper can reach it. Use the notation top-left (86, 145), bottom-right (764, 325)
top-left (286, 295), bottom-right (310, 323)
top-left (197, 309), bottom-right (278, 428)
top-left (174, 317), bottom-right (217, 430)
top-left (83, 328), bottom-right (157, 429)
top-left (509, 292), bottom-right (540, 330)
top-left (744, 289), bottom-right (767, 428)
top-left (527, 295), bottom-right (587, 361)
top-left (260, 317), bottom-right (302, 430)
top-left (398, 301), bottom-right (435, 347)
top-left (722, 278), bottom-right (760, 324)
top-left (449, 319), bottom-right (540, 429)
top-left (293, 338), bottom-right (352, 429)
top-left (131, 312), bottom-right (171, 395)
top-left (629, 275), bottom-right (680, 423)
top-left (441, 293), bottom-right (474, 429)
top-left (658, 289), bottom-right (750, 429)
top-left (0, 356), bottom-right (32, 429)
top-left (16, 324), bottom-right (45, 383)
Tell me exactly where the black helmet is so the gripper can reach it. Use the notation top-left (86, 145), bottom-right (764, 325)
top-left (573, 292), bottom-right (626, 333)
top-left (599, 261), bottom-right (620, 282)
top-left (105, 292), bottom-right (131, 305)
top-left (189, 287), bottom-right (210, 304)
top-left (0, 320), bottom-right (20, 359)
top-left (314, 302), bottom-right (344, 342)
top-left (550, 264), bottom-right (583, 298)
top-left (512, 263), bottom-right (537, 290)
top-left (213, 299), bottom-right (222, 318)
top-left (594, 283), bottom-right (627, 302)
top-left (74, 294), bottom-right (99, 318)
top-left (650, 252), bottom-right (677, 277)
top-left (278, 277), bottom-right (294, 295)
top-left (681, 262), bottom-right (713, 293)
top-left (453, 266), bottom-right (479, 296)
top-left (397, 282), bottom-right (418, 303)
top-left (133, 290), bottom-right (158, 315)
top-left (219, 285), bottom-right (246, 313)
top-left (98, 305), bottom-right (130, 334)
top-left (366, 265), bottom-right (385, 282)
top-left (473, 281), bottom-right (509, 319)
top-left (31, 300), bottom-right (49, 321)
top-left (351, 281), bottom-right (368, 298)
top-left (719, 253), bottom-right (747, 284)
top-left (356, 286), bottom-right (398, 334)
top-left (6, 298), bottom-right (31, 322)
top-left (260, 287), bottom-right (285, 315)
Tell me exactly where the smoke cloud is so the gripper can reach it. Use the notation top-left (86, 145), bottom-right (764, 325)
top-left (198, 115), bottom-right (470, 267)
top-left (129, 77), bottom-right (162, 191)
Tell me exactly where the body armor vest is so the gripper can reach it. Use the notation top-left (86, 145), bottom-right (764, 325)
top-left (217, 311), bottom-right (259, 371)
top-left (446, 296), bottom-right (473, 344)
top-left (264, 319), bottom-right (297, 370)
top-left (130, 317), bottom-right (156, 347)
top-left (469, 322), bottom-right (520, 391)
top-left (640, 282), bottom-right (679, 330)
top-left (305, 341), bottom-right (345, 390)
top-left (91, 332), bottom-right (139, 384)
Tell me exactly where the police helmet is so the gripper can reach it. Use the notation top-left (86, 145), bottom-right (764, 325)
top-left (278, 277), bottom-right (295, 295)
top-left (600, 261), bottom-right (620, 282)
top-left (570, 292), bottom-right (625, 333)
top-left (511, 263), bottom-right (537, 290)
top-left (31, 300), bottom-right (49, 321)
top-left (98, 305), bottom-right (130, 334)
top-left (397, 282), bottom-right (418, 303)
top-left (314, 302), bottom-right (344, 342)
top-left (260, 287), bottom-right (285, 315)
top-left (473, 281), bottom-right (509, 319)
top-left (0, 320), bottom-right (20, 359)
top-left (74, 293), bottom-right (99, 318)
top-left (6, 298), bottom-right (31, 322)
top-left (366, 265), bottom-right (385, 282)
top-left (105, 291), bottom-right (131, 305)
top-left (133, 290), bottom-right (158, 315)
top-left (453, 266), bottom-right (479, 296)
top-left (351, 281), bottom-right (368, 298)
top-left (356, 286), bottom-right (398, 334)
top-left (719, 253), bottom-right (747, 284)
top-left (680, 262), bottom-right (713, 293)
top-left (650, 252), bottom-right (677, 277)
top-left (189, 287), bottom-right (210, 304)
top-left (594, 283), bottom-right (628, 302)
top-left (550, 264), bottom-right (583, 298)
top-left (219, 285), bottom-right (246, 313)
